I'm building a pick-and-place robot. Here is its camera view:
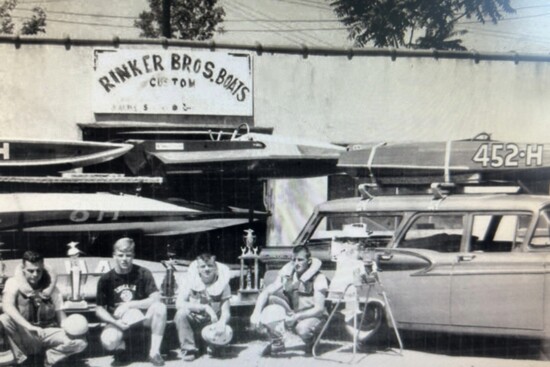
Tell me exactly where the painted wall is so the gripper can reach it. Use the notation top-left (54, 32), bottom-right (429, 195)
top-left (1, 40), bottom-right (550, 244)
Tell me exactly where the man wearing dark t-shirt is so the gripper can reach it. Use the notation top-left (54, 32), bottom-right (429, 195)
top-left (95, 237), bottom-right (167, 366)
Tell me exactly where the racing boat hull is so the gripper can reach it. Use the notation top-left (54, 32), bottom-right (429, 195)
top-left (0, 139), bottom-right (132, 175)
top-left (124, 133), bottom-right (345, 179)
top-left (339, 138), bottom-right (550, 184)
top-left (0, 192), bottom-right (250, 235)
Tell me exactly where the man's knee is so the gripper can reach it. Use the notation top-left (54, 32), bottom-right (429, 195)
top-left (150, 302), bottom-right (167, 320)
top-left (295, 319), bottom-right (323, 341)
top-left (100, 326), bottom-right (124, 351)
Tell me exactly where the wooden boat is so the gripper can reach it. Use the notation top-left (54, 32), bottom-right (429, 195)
top-left (0, 193), bottom-right (251, 235)
top-left (124, 133), bottom-right (345, 179)
top-left (0, 139), bottom-right (132, 174)
top-left (338, 134), bottom-right (550, 184)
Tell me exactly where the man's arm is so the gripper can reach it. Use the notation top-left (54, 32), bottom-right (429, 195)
top-left (2, 280), bottom-right (41, 332)
top-left (249, 278), bottom-right (283, 327)
top-left (177, 287), bottom-right (218, 321)
top-left (218, 298), bottom-right (231, 325)
top-left (96, 305), bottom-right (129, 331)
top-left (287, 275), bottom-right (328, 324)
top-left (113, 291), bottom-right (160, 319)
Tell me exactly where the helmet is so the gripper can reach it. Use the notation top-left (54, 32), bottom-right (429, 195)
top-left (201, 324), bottom-right (233, 346)
top-left (61, 314), bottom-right (89, 337)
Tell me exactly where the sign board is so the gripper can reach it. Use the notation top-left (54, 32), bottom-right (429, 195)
top-left (92, 49), bottom-right (253, 116)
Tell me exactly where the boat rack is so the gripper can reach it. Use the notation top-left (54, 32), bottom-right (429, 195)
top-left (0, 173), bottom-right (163, 185)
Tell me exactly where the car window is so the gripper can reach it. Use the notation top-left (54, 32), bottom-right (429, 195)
top-left (399, 214), bottom-right (464, 252)
top-left (471, 214), bottom-right (531, 252)
top-left (309, 213), bottom-right (402, 248)
top-left (530, 210), bottom-right (550, 249)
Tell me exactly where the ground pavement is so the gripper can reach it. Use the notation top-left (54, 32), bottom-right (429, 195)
top-left (41, 328), bottom-right (549, 367)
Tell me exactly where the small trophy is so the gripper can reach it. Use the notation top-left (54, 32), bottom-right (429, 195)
top-left (243, 229), bottom-right (257, 257)
top-left (64, 242), bottom-right (88, 309)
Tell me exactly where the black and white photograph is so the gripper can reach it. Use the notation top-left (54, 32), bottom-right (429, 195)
top-left (0, 0), bottom-right (549, 366)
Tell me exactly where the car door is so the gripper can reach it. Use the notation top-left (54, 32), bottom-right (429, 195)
top-left (451, 213), bottom-right (545, 331)
top-left (377, 213), bottom-right (466, 326)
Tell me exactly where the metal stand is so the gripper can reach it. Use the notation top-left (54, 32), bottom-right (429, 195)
top-left (312, 268), bottom-right (403, 363)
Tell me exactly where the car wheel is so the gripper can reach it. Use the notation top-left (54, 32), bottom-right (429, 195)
top-left (344, 301), bottom-right (387, 343)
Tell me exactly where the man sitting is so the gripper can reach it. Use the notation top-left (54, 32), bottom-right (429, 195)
top-left (174, 253), bottom-right (232, 361)
top-left (250, 245), bottom-right (328, 356)
top-left (0, 250), bottom-right (87, 367)
top-left (95, 237), bottom-right (167, 366)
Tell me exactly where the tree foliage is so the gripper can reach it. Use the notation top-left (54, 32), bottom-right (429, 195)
top-left (330, 0), bottom-right (515, 50)
top-left (0, 0), bottom-right (46, 35)
top-left (135, 0), bottom-right (225, 40)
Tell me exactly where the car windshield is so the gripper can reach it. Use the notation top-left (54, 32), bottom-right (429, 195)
top-left (307, 213), bottom-right (402, 248)
top-left (530, 209), bottom-right (550, 249)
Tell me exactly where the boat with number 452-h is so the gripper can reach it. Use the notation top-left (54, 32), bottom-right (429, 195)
top-left (339, 133), bottom-right (550, 184)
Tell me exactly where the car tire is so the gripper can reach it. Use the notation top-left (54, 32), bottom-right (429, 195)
top-left (344, 301), bottom-right (387, 344)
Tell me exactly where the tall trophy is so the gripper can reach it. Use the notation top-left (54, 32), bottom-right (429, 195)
top-left (160, 244), bottom-right (177, 305)
top-left (64, 242), bottom-right (88, 309)
top-left (238, 229), bottom-right (260, 303)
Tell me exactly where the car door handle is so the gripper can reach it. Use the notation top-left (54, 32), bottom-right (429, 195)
top-left (379, 253), bottom-right (393, 261)
top-left (457, 254), bottom-right (475, 262)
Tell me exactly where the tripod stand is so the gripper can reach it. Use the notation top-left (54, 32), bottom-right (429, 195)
top-left (312, 260), bottom-right (403, 362)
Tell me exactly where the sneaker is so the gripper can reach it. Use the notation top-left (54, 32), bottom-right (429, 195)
top-left (112, 350), bottom-right (130, 367)
top-left (179, 349), bottom-right (197, 362)
top-left (147, 353), bottom-right (165, 366)
top-left (261, 342), bottom-right (285, 356)
top-left (207, 346), bottom-right (222, 358)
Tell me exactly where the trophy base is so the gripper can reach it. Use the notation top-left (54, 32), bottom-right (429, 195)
top-left (64, 300), bottom-right (88, 310)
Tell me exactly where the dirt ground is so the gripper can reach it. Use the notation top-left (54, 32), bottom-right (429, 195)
top-left (20, 320), bottom-right (549, 367)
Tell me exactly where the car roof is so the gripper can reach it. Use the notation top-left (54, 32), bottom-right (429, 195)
top-left (316, 193), bottom-right (550, 214)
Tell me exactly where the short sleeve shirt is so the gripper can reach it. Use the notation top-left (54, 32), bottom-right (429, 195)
top-left (182, 282), bottom-right (231, 316)
top-left (96, 264), bottom-right (158, 314)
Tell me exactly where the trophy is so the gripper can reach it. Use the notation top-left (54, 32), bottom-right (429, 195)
top-left (65, 242), bottom-right (88, 309)
top-left (160, 244), bottom-right (177, 305)
top-left (239, 229), bottom-right (260, 301)
top-left (243, 229), bottom-right (257, 256)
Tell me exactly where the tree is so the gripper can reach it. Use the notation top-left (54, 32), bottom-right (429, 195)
top-left (0, 0), bottom-right (46, 35)
top-left (330, 0), bottom-right (515, 50)
top-left (135, 0), bottom-right (225, 40)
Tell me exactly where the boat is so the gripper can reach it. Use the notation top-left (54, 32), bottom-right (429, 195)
top-left (0, 192), bottom-right (252, 235)
top-left (338, 134), bottom-right (550, 184)
top-left (124, 127), bottom-right (345, 179)
top-left (0, 139), bottom-right (132, 175)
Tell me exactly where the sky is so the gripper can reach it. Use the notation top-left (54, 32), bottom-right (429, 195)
top-left (8, 0), bottom-right (550, 54)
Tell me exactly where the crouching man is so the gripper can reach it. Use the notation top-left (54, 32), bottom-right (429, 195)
top-left (174, 253), bottom-right (232, 361)
top-left (95, 237), bottom-right (167, 366)
top-left (250, 245), bottom-right (328, 356)
top-left (0, 250), bottom-right (87, 367)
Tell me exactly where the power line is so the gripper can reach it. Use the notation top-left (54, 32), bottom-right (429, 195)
top-left (230, 0), bottom-right (337, 47)
top-left (11, 15), bottom-right (135, 28)
top-left (226, 27), bottom-right (345, 33)
top-left (16, 7), bottom-right (136, 19)
top-left (224, 1), bottom-right (310, 46)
